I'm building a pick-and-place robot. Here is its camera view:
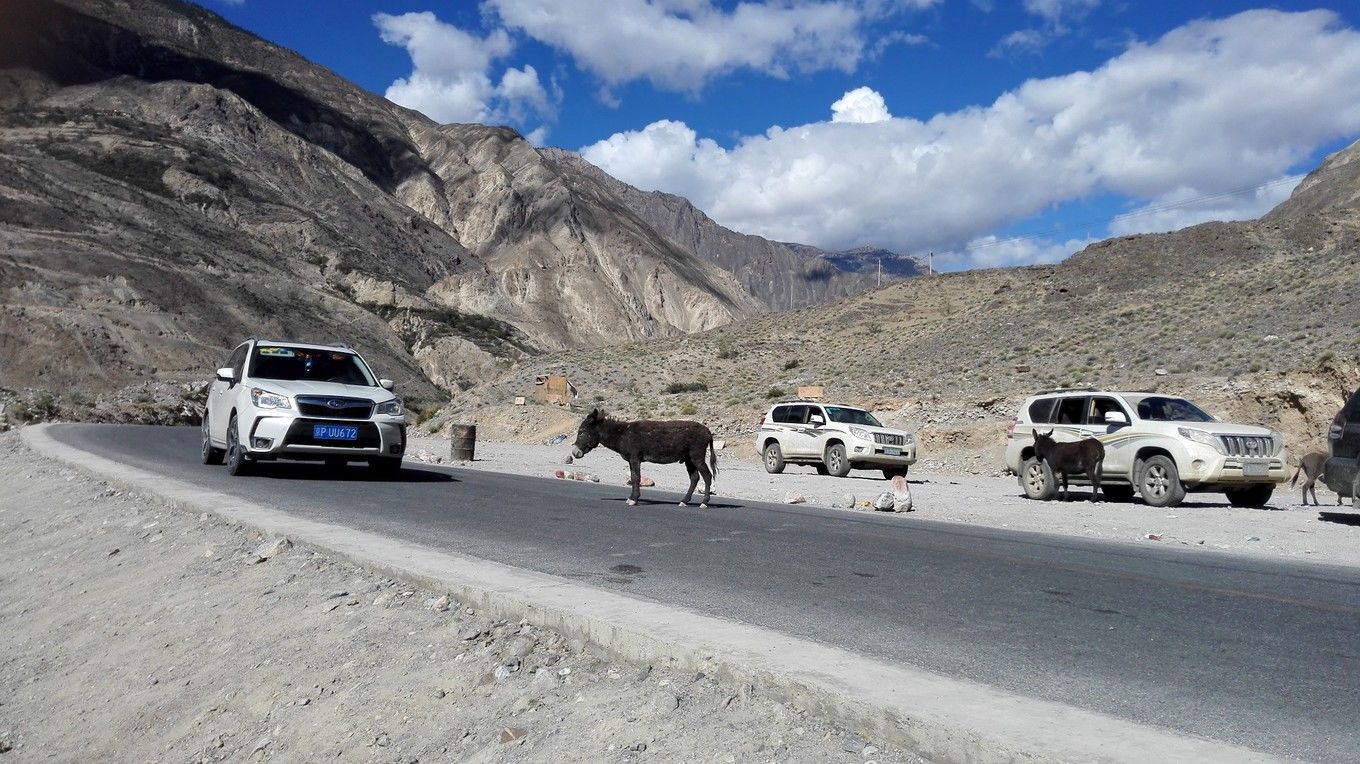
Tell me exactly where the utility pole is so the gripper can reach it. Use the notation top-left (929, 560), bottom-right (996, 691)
top-left (928, 251), bottom-right (934, 276)
top-left (877, 257), bottom-right (882, 287)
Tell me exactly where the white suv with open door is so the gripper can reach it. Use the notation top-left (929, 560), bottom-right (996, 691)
top-left (202, 339), bottom-right (407, 476)
top-left (1003, 388), bottom-right (1288, 508)
top-left (756, 401), bottom-right (916, 478)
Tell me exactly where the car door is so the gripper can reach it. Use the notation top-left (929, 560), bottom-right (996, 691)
top-left (209, 343), bottom-right (247, 442)
top-left (802, 405), bottom-right (831, 457)
top-left (1088, 395), bottom-right (1135, 477)
top-left (781, 405), bottom-right (819, 456)
top-left (1049, 396), bottom-right (1088, 442)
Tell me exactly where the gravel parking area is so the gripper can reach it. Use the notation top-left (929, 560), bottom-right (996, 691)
top-left (409, 436), bottom-right (1360, 569)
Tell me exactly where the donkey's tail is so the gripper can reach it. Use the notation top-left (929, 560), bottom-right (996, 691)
top-left (708, 436), bottom-right (719, 481)
top-left (1289, 465), bottom-right (1302, 487)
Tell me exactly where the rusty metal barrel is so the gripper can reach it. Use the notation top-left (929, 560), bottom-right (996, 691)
top-left (450, 423), bottom-right (477, 462)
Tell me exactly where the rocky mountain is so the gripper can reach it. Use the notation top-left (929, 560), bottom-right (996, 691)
top-left (540, 149), bottom-right (922, 309)
top-left (1266, 138), bottom-right (1360, 219)
top-left (0, 0), bottom-right (765, 409)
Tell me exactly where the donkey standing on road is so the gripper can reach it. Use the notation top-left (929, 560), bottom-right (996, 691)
top-left (1290, 452), bottom-right (1336, 506)
top-left (572, 409), bottom-right (718, 507)
top-left (1033, 429), bottom-right (1105, 501)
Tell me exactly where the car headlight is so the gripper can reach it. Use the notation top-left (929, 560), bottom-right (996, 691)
top-left (1178, 427), bottom-right (1225, 455)
top-left (1270, 431), bottom-right (1284, 456)
top-left (849, 426), bottom-right (871, 441)
top-left (250, 388), bottom-right (291, 409)
top-left (375, 398), bottom-right (404, 417)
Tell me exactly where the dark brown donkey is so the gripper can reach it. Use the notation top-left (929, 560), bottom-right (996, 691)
top-left (1290, 452), bottom-right (1336, 506)
top-left (571, 409), bottom-right (718, 507)
top-left (1033, 429), bottom-right (1105, 501)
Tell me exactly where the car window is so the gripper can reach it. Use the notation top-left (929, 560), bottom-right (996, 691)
top-left (227, 344), bottom-right (248, 380)
top-left (1089, 397), bottom-right (1128, 423)
top-left (1341, 387), bottom-right (1360, 422)
top-left (1136, 396), bottom-right (1216, 422)
top-left (807, 407), bottom-right (826, 423)
top-left (249, 346), bottom-right (376, 386)
top-left (1027, 398), bottom-right (1057, 424)
top-left (1054, 397), bottom-right (1087, 425)
top-left (772, 405), bottom-right (806, 424)
top-left (824, 406), bottom-right (884, 427)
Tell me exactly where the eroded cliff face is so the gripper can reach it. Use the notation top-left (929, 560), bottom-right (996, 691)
top-left (0, 0), bottom-right (759, 402)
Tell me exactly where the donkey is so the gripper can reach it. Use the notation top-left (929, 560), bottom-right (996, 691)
top-left (1033, 429), bottom-right (1105, 501)
top-left (572, 408), bottom-right (718, 507)
top-left (1290, 452), bottom-right (1336, 506)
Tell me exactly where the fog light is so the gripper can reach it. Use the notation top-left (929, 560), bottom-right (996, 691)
top-left (252, 437), bottom-right (273, 450)
top-left (1191, 459), bottom-right (1205, 473)
top-left (854, 446), bottom-right (867, 453)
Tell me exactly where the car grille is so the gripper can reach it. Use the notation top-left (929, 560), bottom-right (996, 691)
top-left (1218, 435), bottom-right (1275, 457)
top-left (295, 396), bottom-right (374, 420)
top-left (285, 419), bottom-right (380, 448)
top-left (873, 433), bottom-right (906, 446)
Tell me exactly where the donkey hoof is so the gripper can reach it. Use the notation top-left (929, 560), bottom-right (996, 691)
top-left (678, 501), bottom-right (687, 507)
top-left (626, 499), bottom-right (637, 506)
top-left (699, 503), bottom-right (708, 509)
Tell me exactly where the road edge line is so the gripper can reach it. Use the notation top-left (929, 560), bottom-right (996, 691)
top-left (22, 424), bottom-right (1280, 764)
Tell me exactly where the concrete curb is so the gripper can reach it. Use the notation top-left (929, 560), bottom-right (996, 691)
top-left (22, 424), bottom-right (1279, 764)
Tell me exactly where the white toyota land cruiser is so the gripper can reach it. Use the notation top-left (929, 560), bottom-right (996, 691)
top-left (201, 339), bottom-right (407, 476)
top-left (1004, 388), bottom-right (1288, 508)
top-left (756, 401), bottom-right (916, 478)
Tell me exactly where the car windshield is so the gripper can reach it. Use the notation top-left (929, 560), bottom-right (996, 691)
top-left (1133, 396), bottom-right (1216, 422)
top-left (250, 346), bottom-right (376, 386)
top-left (824, 406), bottom-right (883, 427)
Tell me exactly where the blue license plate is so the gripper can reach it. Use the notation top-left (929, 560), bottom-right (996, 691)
top-left (313, 424), bottom-right (359, 441)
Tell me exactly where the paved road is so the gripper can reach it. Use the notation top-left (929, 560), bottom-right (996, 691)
top-left (52, 424), bottom-right (1360, 761)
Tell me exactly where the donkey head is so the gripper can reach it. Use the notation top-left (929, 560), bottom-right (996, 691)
top-left (572, 408), bottom-right (606, 459)
top-left (1032, 429), bottom-right (1056, 457)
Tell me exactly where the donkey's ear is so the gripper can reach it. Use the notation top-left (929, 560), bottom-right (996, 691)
top-left (1031, 429), bottom-right (1038, 438)
top-left (1044, 429), bottom-right (1053, 438)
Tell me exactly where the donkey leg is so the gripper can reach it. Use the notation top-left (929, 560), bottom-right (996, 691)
top-left (627, 458), bottom-right (642, 506)
top-left (681, 460), bottom-right (698, 506)
top-left (698, 462), bottom-right (713, 508)
top-left (1091, 461), bottom-right (1103, 502)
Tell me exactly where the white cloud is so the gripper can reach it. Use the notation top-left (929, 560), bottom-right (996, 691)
top-left (485, 0), bottom-right (867, 92)
top-left (1108, 175), bottom-right (1303, 237)
top-left (1023, 0), bottom-right (1099, 25)
top-left (945, 234), bottom-right (1096, 271)
top-left (993, 0), bottom-right (1099, 55)
top-left (374, 11), bottom-right (555, 128)
top-left (581, 10), bottom-right (1360, 263)
top-left (831, 86), bottom-right (891, 123)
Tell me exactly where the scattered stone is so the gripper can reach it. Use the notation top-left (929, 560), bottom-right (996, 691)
top-left (627, 742), bottom-right (648, 752)
top-left (872, 492), bottom-right (896, 511)
top-left (1146, 533), bottom-right (1163, 541)
top-left (784, 493), bottom-right (807, 504)
top-left (563, 454), bottom-right (574, 465)
top-left (713, 440), bottom-right (726, 450)
top-left (251, 737), bottom-right (273, 756)
top-left (863, 744), bottom-right (880, 756)
top-left (504, 636), bottom-right (535, 659)
top-left (251, 537), bottom-right (292, 563)
top-left (1154, 368), bottom-right (1169, 376)
top-left (572, 471), bottom-right (588, 481)
top-left (1263, 334), bottom-right (1279, 341)
top-left (553, 469), bottom-right (567, 479)
top-left (651, 691), bottom-right (680, 713)
top-left (531, 667), bottom-right (558, 689)
top-left (107, 547), bottom-right (120, 557)
top-left (640, 476), bottom-right (655, 487)
top-left (429, 595), bottom-right (451, 612)
top-left (842, 494), bottom-right (857, 510)
top-left (890, 475), bottom-right (912, 512)
top-left (498, 728), bottom-right (528, 744)
top-left (1247, 536), bottom-right (1261, 542)
top-left (587, 474), bottom-right (600, 483)
top-left (415, 449), bottom-right (438, 463)
top-left (493, 663), bottom-right (517, 681)
top-left (842, 736), bottom-right (867, 753)
top-left (434, 689), bottom-right (446, 699)
top-left (372, 732), bottom-right (390, 748)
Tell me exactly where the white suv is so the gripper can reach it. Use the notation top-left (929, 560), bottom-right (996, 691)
top-left (756, 402), bottom-right (916, 478)
top-left (202, 339), bottom-right (407, 476)
top-left (1004, 388), bottom-right (1288, 508)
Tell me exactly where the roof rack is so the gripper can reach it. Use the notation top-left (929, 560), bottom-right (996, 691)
top-left (775, 397), bottom-right (821, 404)
top-left (1035, 386), bottom-right (1103, 395)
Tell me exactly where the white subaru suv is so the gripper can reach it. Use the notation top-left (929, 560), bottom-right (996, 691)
top-left (202, 339), bottom-right (407, 476)
top-left (756, 401), bottom-right (916, 478)
top-left (1003, 388), bottom-right (1288, 508)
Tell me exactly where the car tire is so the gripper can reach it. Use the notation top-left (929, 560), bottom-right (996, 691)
top-left (882, 467), bottom-right (908, 480)
top-left (1351, 470), bottom-right (1359, 510)
top-left (1137, 455), bottom-right (1185, 508)
top-left (825, 444), bottom-right (852, 477)
top-left (815, 464), bottom-right (830, 476)
top-left (1019, 456), bottom-right (1057, 501)
top-left (1101, 485), bottom-right (1136, 503)
top-left (763, 442), bottom-right (785, 474)
top-left (225, 415), bottom-right (251, 477)
top-left (200, 413), bottom-right (225, 465)
top-left (1225, 484), bottom-right (1274, 508)
top-left (369, 457), bottom-right (402, 478)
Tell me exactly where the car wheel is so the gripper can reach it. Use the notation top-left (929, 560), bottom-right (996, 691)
top-left (815, 464), bottom-right (830, 476)
top-left (225, 415), bottom-right (251, 477)
top-left (825, 444), bottom-right (852, 477)
top-left (882, 467), bottom-right (908, 480)
top-left (200, 412), bottom-right (225, 465)
top-left (1019, 456), bottom-right (1057, 500)
top-left (369, 457), bottom-right (402, 478)
top-left (1138, 455), bottom-right (1185, 508)
top-left (1101, 485), bottom-right (1136, 503)
top-left (1351, 471), bottom-right (1359, 510)
top-left (763, 442), bottom-right (785, 474)
top-left (1225, 484), bottom-right (1274, 508)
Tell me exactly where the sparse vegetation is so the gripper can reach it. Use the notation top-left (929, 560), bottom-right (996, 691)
top-left (662, 381), bottom-right (709, 394)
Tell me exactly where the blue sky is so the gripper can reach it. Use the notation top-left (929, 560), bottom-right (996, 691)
top-left (209, 1), bottom-right (1360, 270)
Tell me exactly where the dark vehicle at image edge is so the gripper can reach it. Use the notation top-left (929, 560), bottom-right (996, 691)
top-left (1323, 384), bottom-right (1360, 507)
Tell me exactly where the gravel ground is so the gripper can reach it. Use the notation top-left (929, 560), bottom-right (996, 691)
top-left (0, 433), bottom-right (925, 763)
top-left (408, 436), bottom-right (1360, 569)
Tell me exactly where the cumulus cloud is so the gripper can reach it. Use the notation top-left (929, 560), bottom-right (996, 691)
top-left (831, 86), bottom-right (891, 123)
top-left (993, 0), bottom-right (1099, 56)
top-left (486, 0), bottom-right (865, 92)
top-left (375, 11), bottom-right (554, 129)
top-left (581, 10), bottom-right (1360, 266)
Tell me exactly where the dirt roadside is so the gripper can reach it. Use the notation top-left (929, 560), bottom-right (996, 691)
top-left (0, 432), bottom-right (924, 763)
top-left (407, 436), bottom-right (1360, 569)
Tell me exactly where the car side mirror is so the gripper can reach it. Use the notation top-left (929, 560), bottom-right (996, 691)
top-left (379, 379), bottom-right (395, 391)
top-left (216, 367), bottom-right (235, 383)
top-left (1104, 411), bottom-right (1129, 425)
top-left (808, 415), bottom-right (824, 425)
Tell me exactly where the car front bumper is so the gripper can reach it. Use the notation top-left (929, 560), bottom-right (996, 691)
top-left (849, 440), bottom-right (917, 465)
top-left (246, 414), bottom-right (406, 459)
top-left (1181, 448), bottom-right (1289, 486)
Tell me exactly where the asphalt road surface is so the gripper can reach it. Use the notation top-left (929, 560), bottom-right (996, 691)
top-left (51, 425), bottom-right (1360, 761)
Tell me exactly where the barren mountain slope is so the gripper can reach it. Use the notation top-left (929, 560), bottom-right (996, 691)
top-left (540, 149), bottom-right (921, 310)
top-left (0, 0), bottom-right (759, 413)
top-left (446, 183), bottom-right (1360, 471)
top-left (1267, 138), bottom-right (1360, 219)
